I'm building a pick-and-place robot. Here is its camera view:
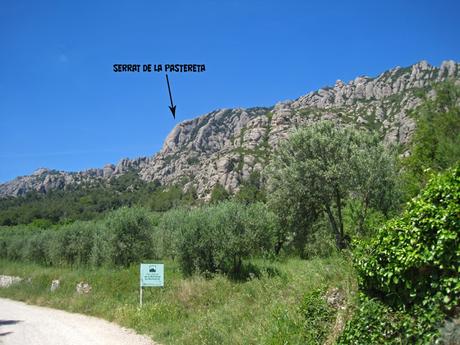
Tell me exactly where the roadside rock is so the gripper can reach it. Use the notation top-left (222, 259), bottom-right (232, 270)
top-left (51, 279), bottom-right (60, 292)
top-left (0, 275), bottom-right (22, 288)
top-left (325, 287), bottom-right (346, 310)
top-left (76, 282), bottom-right (92, 294)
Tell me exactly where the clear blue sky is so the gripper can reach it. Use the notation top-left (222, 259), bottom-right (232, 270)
top-left (1, 0), bottom-right (459, 183)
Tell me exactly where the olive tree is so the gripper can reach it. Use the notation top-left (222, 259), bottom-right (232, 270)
top-left (266, 121), bottom-right (399, 251)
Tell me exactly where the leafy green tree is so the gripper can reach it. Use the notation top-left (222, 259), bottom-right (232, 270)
top-left (266, 121), bottom-right (399, 252)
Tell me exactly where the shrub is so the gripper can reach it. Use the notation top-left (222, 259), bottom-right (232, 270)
top-left (356, 164), bottom-right (460, 311)
top-left (154, 208), bottom-right (189, 259)
top-left (337, 295), bottom-right (442, 344)
top-left (175, 201), bottom-right (277, 277)
top-left (342, 164), bottom-right (460, 343)
top-left (266, 288), bottom-right (336, 345)
top-left (303, 218), bottom-right (337, 259)
top-left (106, 207), bottom-right (154, 267)
top-left (89, 226), bottom-right (113, 267)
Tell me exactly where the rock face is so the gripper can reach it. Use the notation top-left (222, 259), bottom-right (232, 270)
top-left (1, 60), bottom-right (459, 199)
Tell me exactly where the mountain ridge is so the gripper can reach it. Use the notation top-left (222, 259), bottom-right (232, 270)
top-left (2, 60), bottom-right (459, 199)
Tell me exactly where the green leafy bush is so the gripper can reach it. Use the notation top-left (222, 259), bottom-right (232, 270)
top-left (356, 164), bottom-right (460, 311)
top-left (174, 201), bottom-right (277, 277)
top-left (303, 218), bottom-right (337, 259)
top-left (337, 295), bottom-right (441, 344)
top-left (106, 207), bottom-right (155, 267)
top-left (341, 164), bottom-right (460, 343)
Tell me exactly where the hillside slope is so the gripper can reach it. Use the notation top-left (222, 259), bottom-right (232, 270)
top-left (1, 60), bottom-right (459, 199)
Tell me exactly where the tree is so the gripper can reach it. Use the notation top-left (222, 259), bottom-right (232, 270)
top-left (266, 121), bottom-right (399, 251)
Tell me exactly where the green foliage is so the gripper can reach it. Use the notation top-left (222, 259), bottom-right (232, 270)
top-left (265, 287), bottom-right (340, 345)
top-left (149, 185), bottom-right (192, 211)
top-left (172, 201), bottom-right (277, 277)
top-left (0, 207), bottom-right (156, 268)
top-left (302, 218), bottom-right (337, 259)
top-left (341, 165), bottom-right (460, 343)
top-left (403, 82), bottom-right (460, 196)
top-left (300, 288), bottom-right (335, 344)
top-left (0, 256), bottom-right (356, 345)
top-left (209, 183), bottom-right (230, 204)
top-left (106, 207), bottom-right (155, 267)
top-left (343, 200), bottom-right (388, 239)
top-left (356, 164), bottom-right (460, 311)
top-left (337, 295), bottom-right (441, 344)
top-left (0, 173), bottom-right (193, 226)
top-left (234, 171), bottom-right (266, 204)
top-left (266, 121), bottom-right (399, 253)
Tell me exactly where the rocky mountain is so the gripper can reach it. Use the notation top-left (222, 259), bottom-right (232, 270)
top-left (1, 60), bottom-right (459, 199)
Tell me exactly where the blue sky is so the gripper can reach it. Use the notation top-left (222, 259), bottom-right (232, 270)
top-left (1, 0), bottom-right (459, 183)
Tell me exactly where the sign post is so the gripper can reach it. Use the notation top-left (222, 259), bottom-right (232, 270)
top-left (140, 263), bottom-right (164, 307)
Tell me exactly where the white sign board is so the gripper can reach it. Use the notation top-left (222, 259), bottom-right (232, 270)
top-left (140, 263), bottom-right (164, 287)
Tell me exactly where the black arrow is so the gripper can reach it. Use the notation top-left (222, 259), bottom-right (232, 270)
top-left (165, 74), bottom-right (176, 119)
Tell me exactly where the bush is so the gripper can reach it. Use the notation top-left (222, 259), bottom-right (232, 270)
top-left (153, 208), bottom-right (188, 259)
top-left (342, 164), bottom-right (460, 343)
top-left (266, 288), bottom-right (336, 345)
top-left (175, 201), bottom-right (277, 277)
top-left (337, 295), bottom-right (442, 344)
top-left (356, 164), bottom-right (460, 311)
top-left (106, 207), bottom-right (155, 267)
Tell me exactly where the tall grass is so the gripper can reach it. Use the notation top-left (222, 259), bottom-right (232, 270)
top-left (0, 256), bottom-right (357, 345)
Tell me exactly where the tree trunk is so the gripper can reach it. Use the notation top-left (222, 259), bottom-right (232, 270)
top-left (334, 189), bottom-right (345, 248)
top-left (325, 205), bottom-right (343, 249)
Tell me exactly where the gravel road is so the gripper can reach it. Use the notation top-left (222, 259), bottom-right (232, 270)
top-left (0, 298), bottom-right (158, 345)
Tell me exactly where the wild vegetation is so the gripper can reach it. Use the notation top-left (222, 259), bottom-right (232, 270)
top-left (0, 82), bottom-right (459, 344)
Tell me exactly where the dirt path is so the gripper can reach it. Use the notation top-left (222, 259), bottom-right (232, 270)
top-left (0, 298), bottom-right (158, 345)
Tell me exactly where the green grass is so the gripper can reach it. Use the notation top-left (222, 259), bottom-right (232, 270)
top-left (0, 256), bottom-right (356, 345)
